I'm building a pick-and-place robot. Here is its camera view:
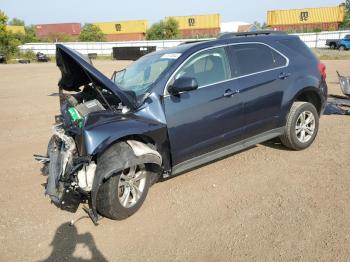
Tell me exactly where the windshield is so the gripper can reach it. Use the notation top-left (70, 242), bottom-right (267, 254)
top-left (113, 52), bottom-right (181, 103)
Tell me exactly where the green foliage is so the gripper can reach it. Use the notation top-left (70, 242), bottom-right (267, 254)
top-left (21, 50), bottom-right (36, 60)
top-left (0, 10), bottom-right (20, 59)
top-left (252, 21), bottom-right (268, 30)
top-left (340, 1), bottom-right (350, 29)
top-left (79, 24), bottom-right (106, 42)
top-left (24, 25), bottom-right (39, 43)
top-left (146, 18), bottom-right (179, 40)
top-left (42, 32), bottom-right (75, 42)
top-left (9, 17), bottom-right (24, 26)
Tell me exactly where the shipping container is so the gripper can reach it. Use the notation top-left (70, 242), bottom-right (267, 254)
top-left (35, 23), bottom-right (81, 37)
top-left (180, 28), bottom-right (220, 38)
top-left (271, 22), bottom-right (340, 32)
top-left (267, 5), bottom-right (345, 26)
top-left (166, 14), bottom-right (220, 30)
top-left (105, 33), bottom-right (145, 41)
top-left (6, 25), bottom-right (25, 34)
top-left (93, 20), bottom-right (148, 35)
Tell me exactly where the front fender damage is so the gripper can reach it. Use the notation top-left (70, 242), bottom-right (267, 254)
top-left (87, 140), bottom-right (162, 225)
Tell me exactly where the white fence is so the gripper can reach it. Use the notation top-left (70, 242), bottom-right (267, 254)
top-left (19, 30), bottom-right (350, 56)
top-left (18, 39), bottom-right (208, 56)
top-left (295, 30), bottom-right (350, 48)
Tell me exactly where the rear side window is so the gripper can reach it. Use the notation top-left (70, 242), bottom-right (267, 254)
top-left (173, 47), bottom-right (231, 87)
top-left (278, 38), bottom-right (315, 60)
top-left (228, 43), bottom-right (287, 77)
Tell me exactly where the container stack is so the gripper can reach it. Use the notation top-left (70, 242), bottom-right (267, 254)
top-left (93, 20), bottom-right (148, 41)
top-left (267, 5), bottom-right (345, 32)
top-left (166, 14), bottom-right (221, 38)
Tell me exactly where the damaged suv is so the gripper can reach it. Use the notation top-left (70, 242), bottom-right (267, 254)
top-left (36, 32), bottom-right (327, 224)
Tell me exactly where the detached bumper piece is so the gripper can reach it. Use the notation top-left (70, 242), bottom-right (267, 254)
top-left (35, 125), bottom-right (91, 215)
top-left (46, 134), bottom-right (82, 213)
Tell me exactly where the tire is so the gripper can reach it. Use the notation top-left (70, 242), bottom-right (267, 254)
top-left (339, 45), bottom-right (346, 51)
top-left (280, 102), bottom-right (319, 150)
top-left (96, 142), bottom-right (151, 220)
top-left (330, 43), bottom-right (336, 49)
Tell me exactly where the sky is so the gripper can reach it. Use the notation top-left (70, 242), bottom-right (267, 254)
top-left (0, 0), bottom-right (343, 25)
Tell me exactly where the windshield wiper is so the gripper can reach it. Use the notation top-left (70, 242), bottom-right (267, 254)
top-left (111, 69), bottom-right (126, 82)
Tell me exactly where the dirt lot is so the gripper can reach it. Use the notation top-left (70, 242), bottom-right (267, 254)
top-left (0, 60), bottom-right (349, 261)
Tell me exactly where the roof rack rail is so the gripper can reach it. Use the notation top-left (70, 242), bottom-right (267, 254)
top-left (179, 39), bottom-right (209, 45)
top-left (217, 30), bottom-right (287, 40)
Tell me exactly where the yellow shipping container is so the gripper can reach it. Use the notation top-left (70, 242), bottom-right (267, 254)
top-left (166, 14), bottom-right (220, 30)
top-left (6, 25), bottom-right (25, 34)
top-left (93, 20), bottom-right (148, 34)
top-left (267, 6), bottom-right (345, 26)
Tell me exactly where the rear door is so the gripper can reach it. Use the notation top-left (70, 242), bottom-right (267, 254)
top-left (163, 47), bottom-right (244, 166)
top-left (227, 43), bottom-right (290, 138)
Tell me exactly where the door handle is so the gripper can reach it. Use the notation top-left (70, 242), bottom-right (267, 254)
top-left (223, 89), bottom-right (239, 97)
top-left (278, 72), bottom-right (291, 79)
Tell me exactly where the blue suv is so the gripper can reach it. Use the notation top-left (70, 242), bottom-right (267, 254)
top-left (36, 31), bottom-right (327, 223)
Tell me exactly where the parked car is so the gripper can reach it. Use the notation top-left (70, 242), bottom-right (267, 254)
top-left (36, 52), bottom-right (50, 62)
top-left (326, 34), bottom-right (350, 50)
top-left (35, 31), bottom-right (328, 224)
top-left (0, 53), bottom-right (6, 63)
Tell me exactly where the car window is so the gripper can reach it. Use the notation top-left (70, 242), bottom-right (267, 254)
top-left (172, 47), bottom-right (231, 88)
top-left (229, 44), bottom-right (287, 77)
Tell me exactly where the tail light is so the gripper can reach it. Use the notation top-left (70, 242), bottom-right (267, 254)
top-left (318, 63), bottom-right (326, 80)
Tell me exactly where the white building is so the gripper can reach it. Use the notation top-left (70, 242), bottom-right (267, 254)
top-left (220, 21), bottom-right (250, 33)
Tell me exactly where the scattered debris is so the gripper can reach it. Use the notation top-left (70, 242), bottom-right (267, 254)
top-left (336, 71), bottom-right (350, 96)
top-left (324, 95), bottom-right (350, 115)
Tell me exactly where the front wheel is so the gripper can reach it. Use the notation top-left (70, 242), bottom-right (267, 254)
top-left (97, 164), bottom-right (150, 220)
top-left (280, 102), bottom-right (319, 150)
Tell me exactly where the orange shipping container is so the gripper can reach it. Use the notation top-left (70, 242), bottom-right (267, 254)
top-left (105, 33), bottom-right (146, 41)
top-left (35, 23), bottom-right (81, 37)
top-left (180, 28), bottom-right (220, 38)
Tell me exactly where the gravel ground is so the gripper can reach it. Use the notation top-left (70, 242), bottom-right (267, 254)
top-left (0, 60), bottom-right (349, 261)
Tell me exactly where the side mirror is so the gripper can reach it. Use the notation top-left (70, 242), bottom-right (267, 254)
top-left (168, 77), bottom-right (198, 95)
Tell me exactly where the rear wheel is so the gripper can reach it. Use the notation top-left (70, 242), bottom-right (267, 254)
top-left (280, 102), bottom-right (319, 150)
top-left (339, 45), bottom-right (346, 51)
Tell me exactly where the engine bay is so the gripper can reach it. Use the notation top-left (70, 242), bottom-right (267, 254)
top-left (61, 85), bottom-right (129, 128)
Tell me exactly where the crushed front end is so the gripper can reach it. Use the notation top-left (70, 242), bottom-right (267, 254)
top-left (36, 95), bottom-right (101, 214)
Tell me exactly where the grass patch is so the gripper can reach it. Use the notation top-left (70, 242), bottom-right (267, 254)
top-left (312, 48), bottom-right (350, 60)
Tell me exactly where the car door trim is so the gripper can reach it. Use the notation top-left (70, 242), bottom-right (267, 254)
top-left (163, 42), bottom-right (289, 97)
top-left (170, 126), bottom-right (285, 175)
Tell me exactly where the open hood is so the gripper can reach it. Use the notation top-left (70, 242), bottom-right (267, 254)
top-left (56, 44), bottom-right (136, 110)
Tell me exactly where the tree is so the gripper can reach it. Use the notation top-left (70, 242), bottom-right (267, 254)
top-left (0, 10), bottom-right (21, 58)
top-left (252, 21), bottom-right (268, 30)
top-left (24, 25), bottom-right (39, 43)
top-left (146, 18), bottom-right (179, 40)
top-left (9, 17), bottom-right (24, 26)
top-left (7, 16), bottom-right (39, 44)
top-left (340, 2), bottom-right (350, 29)
top-left (79, 24), bottom-right (105, 42)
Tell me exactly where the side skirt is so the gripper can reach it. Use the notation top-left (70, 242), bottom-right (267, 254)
top-left (171, 127), bottom-right (285, 176)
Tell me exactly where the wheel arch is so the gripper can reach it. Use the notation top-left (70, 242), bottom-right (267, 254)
top-left (293, 88), bottom-right (322, 115)
top-left (90, 138), bottom-right (165, 221)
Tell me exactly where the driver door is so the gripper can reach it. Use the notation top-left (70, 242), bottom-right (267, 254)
top-left (163, 47), bottom-right (244, 167)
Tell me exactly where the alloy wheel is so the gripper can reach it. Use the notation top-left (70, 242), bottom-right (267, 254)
top-left (118, 165), bottom-right (147, 208)
top-left (295, 111), bottom-right (315, 143)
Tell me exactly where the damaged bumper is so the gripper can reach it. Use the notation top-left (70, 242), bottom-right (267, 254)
top-left (36, 124), bottom-right (95, 214)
